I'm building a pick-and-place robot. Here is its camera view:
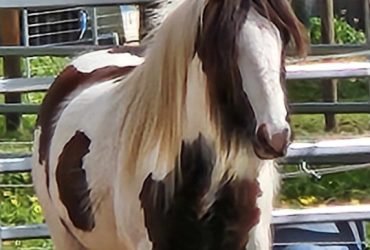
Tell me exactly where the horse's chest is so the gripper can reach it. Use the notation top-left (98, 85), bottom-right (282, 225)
top-left (139, 135), bottom-right (261, 250)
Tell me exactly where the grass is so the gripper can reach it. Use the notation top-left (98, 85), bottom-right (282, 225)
top-left (291, 114), bottom-right (370, 139)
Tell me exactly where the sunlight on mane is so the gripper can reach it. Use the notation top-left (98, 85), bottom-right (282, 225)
top-left (119, 0), bottom-right (203, 181)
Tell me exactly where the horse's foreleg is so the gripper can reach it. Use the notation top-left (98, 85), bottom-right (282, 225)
top-left (247, 163), bottom-right (280, 250)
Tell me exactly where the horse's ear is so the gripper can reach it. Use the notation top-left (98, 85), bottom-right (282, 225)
top-left (267, 0), bottom-right (308, 56)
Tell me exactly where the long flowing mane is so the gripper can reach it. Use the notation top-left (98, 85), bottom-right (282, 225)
top-left (120, 0), bottom-right (307, 180)
top-left (119, 0), bottom-right (201, 180)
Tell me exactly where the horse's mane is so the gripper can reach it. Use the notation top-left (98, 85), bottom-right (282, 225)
top-left (119, 0), bottom-right (307, 181)
top-left (252, 0), bottom-right (307, 55)
top-left (119, 0), bottom-right (202, 180)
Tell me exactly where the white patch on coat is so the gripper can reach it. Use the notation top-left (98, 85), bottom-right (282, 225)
top-left (237, 8), bottom-right (289, 137)
top-left (247, 161), bottom-right (280, 250)
top-left (71, 49), bottom-right (144, 73)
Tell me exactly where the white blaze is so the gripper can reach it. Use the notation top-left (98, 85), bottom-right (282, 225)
top-left (237, 8), bottom-right (289, 137)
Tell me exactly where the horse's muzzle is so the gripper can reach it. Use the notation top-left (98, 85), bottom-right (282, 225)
top-left (252, 123), bottom-right (290, 160)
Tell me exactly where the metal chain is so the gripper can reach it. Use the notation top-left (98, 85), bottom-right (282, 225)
top-left (282, 162), bottom-right (370, 179)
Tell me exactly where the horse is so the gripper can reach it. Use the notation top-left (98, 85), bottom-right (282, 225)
top-left (31, 0), bottom-right (306, 249)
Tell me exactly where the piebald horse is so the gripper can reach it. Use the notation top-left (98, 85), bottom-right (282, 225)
top-left (32, 0), bottom-right (306, 249)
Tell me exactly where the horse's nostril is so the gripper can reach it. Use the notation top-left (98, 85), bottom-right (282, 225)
top-left (269, 129), bottom-right (290, 153)
top-left (255, 124), bottom-right (290, 158)
top-left (256, 124), bottom-right (270, 147)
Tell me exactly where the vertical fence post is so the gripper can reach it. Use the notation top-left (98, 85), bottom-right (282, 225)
top-left (364, 0), bottom-right (370, 103)
top-left (0, 9), bottom-right (22, 132)
top-left (91, 7), bottom-right (99, 45)
top-left (320, 0), bottom-right (337, 131)
top-left (291, 0), bottom-right (314, 28)
top-left (365, 0), bottom-right (370, 47)
top-left (22, 9), bottom-right (31, 78)
top-left (139, 0), bottom-right (168, 40)
top-left (139, 3), bottom-right (151, 40)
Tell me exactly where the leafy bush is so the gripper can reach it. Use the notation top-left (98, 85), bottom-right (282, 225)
top-left (288, 17), bottom-right (368, 105)
top-left (309, 16), bottom-right (366, 44)
top-left (28, 56), bottom-right (69, 76)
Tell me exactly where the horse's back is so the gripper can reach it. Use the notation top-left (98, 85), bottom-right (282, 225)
top-left (32, 48), bottom-right (143, 249)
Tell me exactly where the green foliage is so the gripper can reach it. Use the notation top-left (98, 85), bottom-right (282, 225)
top-left (309, 17), bottom-right (366, 44)
top-left (280, 168), bottom-right (370, 206)
top-left (288, 78), bottom-right (370, 104)
top-left (291, 114), bottom-right (370, 139)
top-left (28, 57), bottom-right (69, 76)
top-left (0, 56), bottom-right (68, 78)
top-left (289, 17), bottom-right (368, 103)
top-left (1, 174), bottom-right (42, 225)
top-left (3, 239), bottom-right (53, 250)
top-left (0, 58), bottom-right (3, 76)
top-left (0, 56), bottom-right (67, 249)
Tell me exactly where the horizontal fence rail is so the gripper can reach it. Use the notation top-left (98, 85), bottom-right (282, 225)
top-left (281, 138), bottom-right (370, 165)
top-left (1, 102), bottom-right (370, 115)
top-left (0, 77), bottom-right (53, 93)
top-left (287, 62), bottom-right (370, 80)
top-left (303, 45), bottom-right (370, 56)
top-left (2, 205), bottom-right (370, 241)
top-left (0, 51), bottom-right (368, 115)
top-left (273, 205), bottom-right (370, 225)
top-left (0, 45), bottom-right (118, 56)
top-left (290, 102), bottom-right (370, 114)
top-left (2, 138), bottom-right (370, 173)
top-left (0, 155), bottom-right (32, 173)
top-left (0, 104), bottom-right (39, 114)
top-left (1, 45), bottom-right (369, 57)
top-left (1, 56), bottom-right (369, 92)
top-left (1, 224), bottom-right (49, 241)
top-left (0, 0), bottom-right (152, 9)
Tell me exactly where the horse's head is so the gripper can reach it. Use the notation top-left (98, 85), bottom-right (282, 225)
top-left (196, 0), bottom-right (306, 159)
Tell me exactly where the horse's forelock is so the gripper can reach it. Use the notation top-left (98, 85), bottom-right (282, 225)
top-left (195, 0), bottom-right (255, 148)
top-left (253, 0), bottom-right (308, 55)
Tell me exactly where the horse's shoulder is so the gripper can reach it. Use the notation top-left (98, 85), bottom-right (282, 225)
top-left (36, 48), bottom-right (143, 164)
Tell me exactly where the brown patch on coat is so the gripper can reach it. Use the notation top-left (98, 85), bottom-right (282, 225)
top-left (140, 134), bottom-right (215, 250)
top-left (56, 131), bottom-right (94, 231)
top-left (139, 134), bottom-right (261, 250)
top-left (37, 63), bottom-right (135, 193)
top-left (205, 177), bottom-right (261, 250)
